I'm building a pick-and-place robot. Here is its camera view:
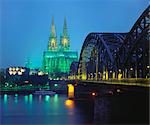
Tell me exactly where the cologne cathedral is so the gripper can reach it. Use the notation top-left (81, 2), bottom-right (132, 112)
top-left (42, 17), bottom-right (78, 78)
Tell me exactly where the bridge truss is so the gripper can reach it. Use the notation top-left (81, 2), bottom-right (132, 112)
top-left (77, 6), bottom-right (150, 80)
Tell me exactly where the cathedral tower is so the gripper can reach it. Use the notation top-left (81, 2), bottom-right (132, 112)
top-left (43, 17), bottom-right (78, 78)
top-left (60, 17), bottom-right (70, 51)
top-left (48, 17), bottom-right (58, 51)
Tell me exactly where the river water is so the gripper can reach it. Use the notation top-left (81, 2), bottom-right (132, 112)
top-left (0, 94), bottom-right (94, 125)
top-left (0, 92), bottom-right (149, 125)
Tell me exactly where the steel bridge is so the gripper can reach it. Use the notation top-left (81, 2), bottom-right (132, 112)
top-left (76, 6), bottom-right (149, 82)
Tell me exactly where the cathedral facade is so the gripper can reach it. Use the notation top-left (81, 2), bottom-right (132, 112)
top-left (42, 17), bottom-right (78, 78)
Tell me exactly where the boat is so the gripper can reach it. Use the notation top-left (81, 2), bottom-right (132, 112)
top-left (33, 90), bottom-right (56, 95)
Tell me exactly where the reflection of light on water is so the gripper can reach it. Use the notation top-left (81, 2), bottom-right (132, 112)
top-left (4, 94), bottom-right (8, 104)
top-left (14, 94), bottom-right (18, 103)
top-left (29, 94), bottom-right (33, 104)
top-left (65, 99), bottom-right (74, 109)
top-left (53, 94), bottom-right (59, 108)
top-left (24, 95), bottom-right (28, 103)
top-left (39, 95), bottom-right (42, 101)
top-left (54, 94), bottom-right (58, 102)
top-left (45, 95), bottom-right (50, 102)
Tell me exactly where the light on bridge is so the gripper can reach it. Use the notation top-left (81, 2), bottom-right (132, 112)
top-left (118, 73), bottom-right (122, 80)
top-left (92, 92), bottom-right (96, 96)
top-left (117, 89), bottom-right (121, 93)
top-left (130, 68), bottom-right (133, 71)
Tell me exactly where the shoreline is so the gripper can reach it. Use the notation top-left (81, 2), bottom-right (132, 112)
top-left (0, 89), bottom-right (67, 95)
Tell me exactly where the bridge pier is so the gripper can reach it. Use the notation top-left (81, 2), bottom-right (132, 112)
top-left (67, 84), bottom-right (74, 99)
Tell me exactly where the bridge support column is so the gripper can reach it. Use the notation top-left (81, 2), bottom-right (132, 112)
top-left (68, 84), bottom-right (74, 99)
top-left (112, 72), bottom-right (116, 79)
top-left (106, 69), bottom-right (108, 80)
top-left (118, 69), bottom-right (122, 80)
top-left (102, 71), bottom-right (105, 80)
top-left (124, 69), bottom-right (127, 78)
top-left (102, 69), bottom-right (108, 80)
top-left (135, 68), bottom-right (138, 79)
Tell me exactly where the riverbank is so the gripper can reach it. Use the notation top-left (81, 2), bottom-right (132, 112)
top-left (0, 89), bottom-right (67, 95)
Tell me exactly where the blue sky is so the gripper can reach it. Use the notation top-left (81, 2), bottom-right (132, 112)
top-left (0, 0), bottom-right (149, 68)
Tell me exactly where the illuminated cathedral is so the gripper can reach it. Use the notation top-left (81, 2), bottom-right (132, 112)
top-left (42, 17), bottom-right (78, 78)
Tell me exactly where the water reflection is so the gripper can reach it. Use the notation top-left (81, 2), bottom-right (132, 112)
top-left (14, 94), bottom-right (18, 103)
top-left (65, 99), bottom-right (74, 109)
top-left (39, 95), bottom-right (42, 102)
top-left (53, 94), bottom-right (59, 108)
top-left (54, 94), bottom-right (58, 102)
top-left (1, 92), bottom-right (148, 125)
top-left (1, 94), bottom-right (94, 124)
top-left (29, 94), bottom-right (33, 104)
top-left (45, 95), bottom-right (50, 102)
top-left (4, 94), bottom-right (8, 104)
top-left (24, 95), bottom-right (28, 104)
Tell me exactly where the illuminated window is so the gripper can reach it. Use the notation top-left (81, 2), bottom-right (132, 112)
top-left (51, 39), bottom-right (56, 47)
top-left (63, 38), bottom-right (68, 46)
top-left (9, 67), bottom-right (12, 71)
top-left (16, 67), bottom-right (19, 71)
top-left (38, 71), bottom-right (44, 76)
top-left (12, 71), bottom-right (16, 75)
top-left (21, 68), bottom-right (25, 72)
top-left (9, 71), bottom-right (13, 75)
top-left (18, 71), bottom-right (22, 75)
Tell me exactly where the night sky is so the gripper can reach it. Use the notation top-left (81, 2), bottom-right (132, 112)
top-left (1, 0), bottom-right (149, 68)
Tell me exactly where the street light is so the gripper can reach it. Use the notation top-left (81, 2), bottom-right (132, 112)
top-left (91, 92), bottom-right (97, 96)
top-left (130, 68), bottom-right (133, 71)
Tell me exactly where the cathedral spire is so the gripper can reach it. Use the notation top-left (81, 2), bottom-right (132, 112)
top-left (50, 16), bottom-right (56, 37)
top-left (63, 17), bottom-right (67, 37)
top-left (60, 17), bottom-right (70, 51)
top-left (48, 17), bottom-right (58, 51)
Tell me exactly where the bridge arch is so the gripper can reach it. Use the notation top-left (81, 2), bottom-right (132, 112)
top-left (78, 33), bottom-right (126, 80)
top-left (116, 5), bottom-right (149, 78)
top-left (77, 6), bottom-right (149, 80)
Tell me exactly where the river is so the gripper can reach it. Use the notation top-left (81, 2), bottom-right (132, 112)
top-left (0, 91), bottom-right (149, 125)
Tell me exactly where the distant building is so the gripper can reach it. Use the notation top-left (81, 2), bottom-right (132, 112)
top-left (5, 66), bottom-right (48, 85)
top-left (42, 17), bottom-right (78, 78)
top-left (6, 67), bottom-right (29, 77)
top-left (5, 67), bottom-right (30, 85)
